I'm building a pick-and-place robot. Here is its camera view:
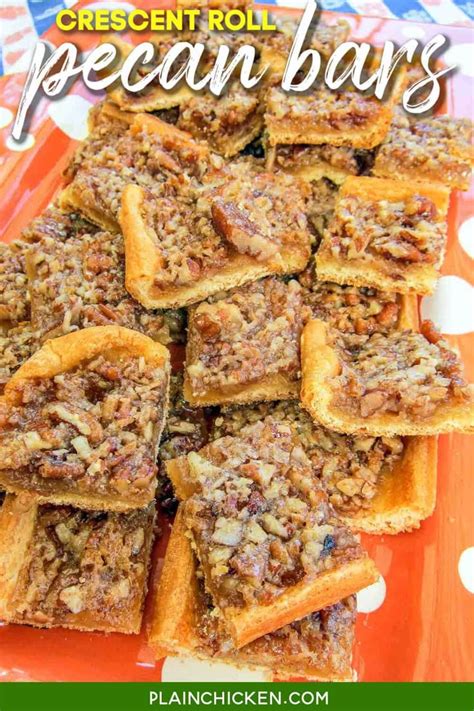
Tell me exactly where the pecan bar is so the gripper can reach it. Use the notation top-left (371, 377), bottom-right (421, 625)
top-left (26, 211), bottom-right (184, 344)
top-left (177, 82), bottom-right (264, 158)
top-left (184, 277), bottom-right (309, 406)
top-left (120, 162), bottom-right (311, 309)
top-left (373, 113), bottom-right (474, 190)
top-left (61, 104), bottom-right (212, 231)
top-left (316, 176), bottom-right (450, 295)
top-left (266, 143), bottom-right (375, 185)
top-left (0, 241), bottom-right (30, 323)
top-left (166, 419), bottom-right (378, 647)
top-left (265, 84), bottom-right (395, 150)
top-left (211, 401), bottom-right (436, 534)
top-left (301, 319), bottom-right (474, 436)
top-left (0, 494), bottom-right (155, 633)
top-left (149, 508), bottom-right (356, 680)
top-left (0, 326), bottom-right (170, 510)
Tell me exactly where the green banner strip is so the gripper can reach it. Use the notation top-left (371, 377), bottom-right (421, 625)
top-left (0, 682), bottom-right (473, 711)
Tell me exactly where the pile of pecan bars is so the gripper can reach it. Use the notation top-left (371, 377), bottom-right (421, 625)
top-left (0, 6), bottom-right (473, 681)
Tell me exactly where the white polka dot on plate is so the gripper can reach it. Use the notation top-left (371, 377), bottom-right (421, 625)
top-left (420, 275), bottom-right (474, 335)
top-left (0, 107), bottom-right (13, 129)
top-left (443, 44), bottom-right (474, 78)
top-left (459, 217), bottom-right (474, 259)
top-left (161, 657), bottom-right (271, 682)
top-left (357, 576), bottom-right (386, 613)
top-left (5, 133), bottom-right (35, 151)
top-left (48, 95), bottom-right (93, 141)
top-left (458, 548), bottom-right (474, 593)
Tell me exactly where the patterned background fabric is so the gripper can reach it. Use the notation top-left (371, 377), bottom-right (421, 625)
top-left (0, 0), bottom-right (473, 76)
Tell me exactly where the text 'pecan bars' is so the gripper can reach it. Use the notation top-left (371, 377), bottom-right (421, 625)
top-left (316, 176), bottom-right (450, 295)
top-left (0, 494), bottom-right (155, 633)
top-left (26, 207), bottom-right (184, 344)
top-left (61, 103), bottom-right (211, 231)
top-left (373, 113), bottom-right (474, 191)
top-left (301, 319), bottom-right (474, 436)
top-left (119, 164), bottom-right (311, 309)
top-left (0, 326), bottom-right (170, 510)
top-left (184, 277), bottom-right (309, 406)
top-left (166, 419), bottom-right (378, 647)
top-left (149, 507), bottom-right (356, 681)
top-left (211, 401), bottom-right (437, 535)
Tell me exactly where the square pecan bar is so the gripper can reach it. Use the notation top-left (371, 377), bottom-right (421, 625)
top-left (301, 319), bottom-right (474, 436)
top-left (211, 401), bottom-right (436, 534)
top-left (166, 419), bottom-right (378, 647)
top-left (149, 507), bottom-right (356, 680)
top-left (120, 163), bottom-right (311, 309)
top-left (0, 494), bottom-right (155, 633)
top-left (373, 113), bottom-right (474, 190)
top-left (61, 104), bottom-right (211, 231)
top-left (316, 176), bottom-right (450, 295)
top-left (184, 277), bottom-right (309, 406)
top-left (0, 326), bottom-right (170, 510)
top-left (26, 210), bottom-right (184, 344)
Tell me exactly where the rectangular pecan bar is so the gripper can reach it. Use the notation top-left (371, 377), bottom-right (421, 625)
top-left (211, 401), bottom-right (436, 534)
top-left (0, 494), bottom-right (155, 633)
top-left (149, 507), bottom-right (356, 680)
top-left (0, 326), bottom-right (170, 510)
top-left (373, 113), bottom-right (474, 190)
top-left (120, 162), bottom-right (311, 309)
top-left (26, 210), bottom-right (184, 344)
top-left (265, 84), bottom-right (395, 150)
top-left (166, 419), bottom-right (378, 647)
top-left (184, 277), bottom-right (309, 406)
top-left (61, 104), bottom-right (211, 231)
top-left (301, 319), bottom-right (474, 436)
top-left (316, 176), bottom-right (450, 295)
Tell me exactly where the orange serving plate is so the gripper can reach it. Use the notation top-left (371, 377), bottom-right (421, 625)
top-left (0, 1), bottom-right (473, 683)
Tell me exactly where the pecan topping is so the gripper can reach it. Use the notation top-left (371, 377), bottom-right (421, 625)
top-left (184, 420), bottom-right (364, 608)
top-left (211, 199), bottom-right (279, 261)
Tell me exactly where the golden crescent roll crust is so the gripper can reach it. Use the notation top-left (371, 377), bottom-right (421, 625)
top-left (300, 319), bottom-right (474, 436)
top-left (120, 184), bottom-right (311, 310)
